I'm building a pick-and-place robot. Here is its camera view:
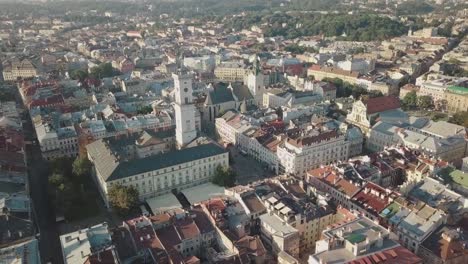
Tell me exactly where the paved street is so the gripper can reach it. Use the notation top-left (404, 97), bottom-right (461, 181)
top-left (22, 110), bottom-right (63, 263)
top-left (229, 147), bottom-right (276, 185)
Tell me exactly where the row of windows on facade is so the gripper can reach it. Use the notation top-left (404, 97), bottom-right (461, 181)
top-left (43, 145), bottom-right (78, 152)
top-left (284, 154), bottom-right (346, 166)
top-left (129, 159), bottom-right (226, 178)
top-left (120, 176), bottom-right (213, 193)
top-left (117, 168), bottom-right (217, 185)
top-left (295, 159), bottom-right (342, 173)
top-left (44, 137), bottom-right (78, 144)
top-left (282, 144), bottom-right (348, 156)
top-left (111, 159), bottom-right (226, 184)
top-left (299, 150), bottom-right (349, 159)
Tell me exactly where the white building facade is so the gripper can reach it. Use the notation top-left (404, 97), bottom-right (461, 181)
top-left (277, 131), bottom-right (350, 176)
top-left (87, 142), bottom-right (229, 207)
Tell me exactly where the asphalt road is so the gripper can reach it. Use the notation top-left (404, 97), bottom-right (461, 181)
top-left (22, 110), bottom-right (63, 263)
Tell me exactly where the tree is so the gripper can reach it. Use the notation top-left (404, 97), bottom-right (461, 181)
top-left (449, 111), bottom-right (468, 127)
top-left (396, 1), bottom-right (434, 16)
top-left (49, 173), bottom-right (66, 192)
top-left (0, 89), bottom-right (15, 102)
top-left (417, 95), bottom-right (433, 109)
top-left (350, 47), bottom-right (365, 54)
top-left (432, 112), bottom-right (447, 122)
top-left (137, 105), bottom-right (153, 115)
top-left (323, 77), bottom-right (347, 97)
top-left (368, 90), bottom-right (383, 98)
top-left (284, 44), bottom-right (317, 54)
top-left (212, 165), bottom-right (236, 187)
top-left (402, 91), bottom-right (417, 109)
top-left (350, 85), bottom-right (367, 99)
top-left (437, 166), bottom-right (455, 185)
top-left (72, 156), bottom-right (92, 178)
top-left (90, 62), bottom-right (115, 79)
top-left (108, 184), bottom-right (139, 215)
top-left (69, 69), bottom-right (88, 82)
top-left (275, 106), bottom-right (283, 120)
top-left (49, 157), bottom-right (73, 176)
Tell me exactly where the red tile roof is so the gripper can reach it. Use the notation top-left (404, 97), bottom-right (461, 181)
top-left (287, 130), bottom-right (339, 147)
top-left (322, 82), bottom-right (337, 92)
top-left (236, 235), bottom-right (266, 257)
top-left (175, 218), bottom-right (200, 240)
top-left (190, 205), bottom-right (215, 234)
top-left (203, 198), bottom-right (226, 212)
top-left (348, 246), bottom-right (422, 264)
top-left (84, 249), bottom-right (118, 264)
top-left (352, 182), bottom-right (398, 214)
top-left (126, 217), bottom-right (170, 264)
top-left (156, 225), bottom-right (185, 264)
top-left (156, 225), bottom-right (182, 248)
top-left (149, 213), bottom-right (171, 225)
top-left (440, 234), bottom-right (468, 261)
top-left (28, 94), bottom-right (64, 109)
top-left (364, 96), bottom-right (400, 115)
top-left (284, 63), bottom-right (304, 76)
top-left (307, 166), bottom-right (334, 179)
top-left (321, 173), bottom-right (361, 197)
top-left (242, 193), bottom-right (266, 214)
top-left (335, 178), bottom-right (362, 197)
top-left (184, 256), bottom-right (200, 264)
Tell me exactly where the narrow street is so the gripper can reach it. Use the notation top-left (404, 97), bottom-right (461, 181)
top-left (21, 109), bottom-right (63, 263)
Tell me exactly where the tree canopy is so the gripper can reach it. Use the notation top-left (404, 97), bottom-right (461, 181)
top-left (396, 1), bottom-right (435, 16)
top-left (69, 69), bottom-right (89, 82)
top-left (417, 95), bottom-right (433, 109)
top-left (212, 165), bottom-right (237, 187)
top-left (0, 89), bottom-right (15, 102)
top-left (449, 111), bottom-right (468, 128)
top-left (444, 64), bottom-right (468, 77)
top-left (284, 44), bottom-right (318, 54)
top-left (322, 77), bottom-right (376, 99)
top-left (90, 62), bottom-right (116, 79)
top-left (72, 156), bottom-right (92, 179)
top-left (48, 156), bottom-right (99, 221)
top-left (108, 184), bottom-right (140, 216)
top-left (137, 105), bottom-right (153, 115)
top-left (402, 91), bottom-right (418, 109)
top-left (226, 13), bottom-right (407, 41)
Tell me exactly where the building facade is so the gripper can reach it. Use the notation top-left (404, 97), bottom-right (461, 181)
top-left (277, 130), bottom-right (350, 176)
top-left (214, 61), bottom-right (247, 82)
top-left (2, 59), bottom-right (37, 81)
top-left (307, 65), bottom-right (360, 85)
top-left (445, 86), bottom-right (468, 114)
top-left (346, 96), bottom-right (401, 135)
top-left (87, 142), bottom-right (228, 207)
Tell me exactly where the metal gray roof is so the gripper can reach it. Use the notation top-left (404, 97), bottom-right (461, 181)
top-left (88, 141), bottom-right (227, 182)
